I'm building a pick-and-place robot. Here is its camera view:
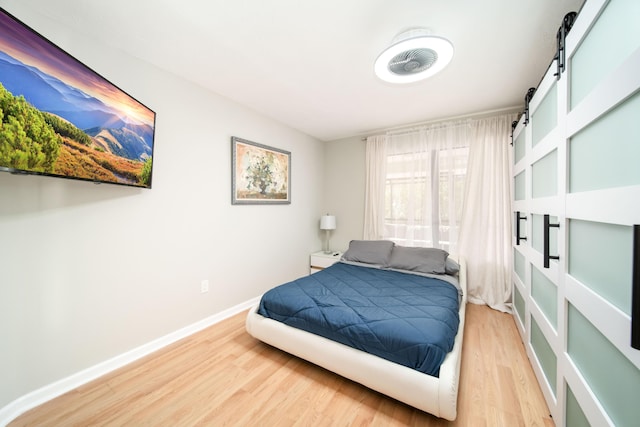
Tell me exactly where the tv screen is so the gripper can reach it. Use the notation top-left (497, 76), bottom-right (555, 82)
top-left (0, 8), bottom-right (156, 188)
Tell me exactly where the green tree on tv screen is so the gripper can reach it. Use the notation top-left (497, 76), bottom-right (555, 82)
top-left (0, 83), bottom-right (61, 173)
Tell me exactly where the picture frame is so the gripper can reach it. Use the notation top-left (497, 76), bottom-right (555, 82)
top-left (231, 136), bottom-right (291, 205)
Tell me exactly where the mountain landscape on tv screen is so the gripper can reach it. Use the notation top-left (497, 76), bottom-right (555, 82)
top-left (0, 50), bottom-right (154, 187)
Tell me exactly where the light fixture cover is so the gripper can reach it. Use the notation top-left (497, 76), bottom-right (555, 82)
top-left (320, 214), bottom-right (336, 230)
top-left (374, 29), bottom-right (453, 84)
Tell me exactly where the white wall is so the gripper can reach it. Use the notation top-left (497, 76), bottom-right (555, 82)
top-left (0, 2), bottom-right (325, 412)
top-left (322, 136), bottom-right (366, 251)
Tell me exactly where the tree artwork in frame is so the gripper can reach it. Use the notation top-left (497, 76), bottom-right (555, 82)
top-left (231, 136), bottom-right (291, 204)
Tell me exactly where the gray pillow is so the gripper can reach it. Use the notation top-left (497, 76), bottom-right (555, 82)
top-left (445, 257), bottom-right (460, 275)
top-left (386, 246), bottom-right (449, 275)
top-left (341, 240), bottom-right (395, 266)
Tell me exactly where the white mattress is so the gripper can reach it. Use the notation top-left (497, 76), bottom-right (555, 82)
top-left (245, 256), bottom-right (467, 420)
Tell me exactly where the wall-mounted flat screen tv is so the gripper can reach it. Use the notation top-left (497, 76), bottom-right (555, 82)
top-left (0, 8), bottom-right (156, 188)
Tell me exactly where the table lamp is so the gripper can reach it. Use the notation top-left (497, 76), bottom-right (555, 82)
top-left (320, 214), bottom-right (336, 254)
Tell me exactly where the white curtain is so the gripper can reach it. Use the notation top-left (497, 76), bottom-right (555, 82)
top-left (363, 135), bottom-right (387, 240)
top-left (458, 115), bottom-right (516, 312)
top-left (381, 122), bottom-right (470, 253)
top-left (363, 113), bottom-right (516, 311)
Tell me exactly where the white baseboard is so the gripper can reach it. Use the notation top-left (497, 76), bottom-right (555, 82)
top-left (0, 297), bottom-right (261, 427)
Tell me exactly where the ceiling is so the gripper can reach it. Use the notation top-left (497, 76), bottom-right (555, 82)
top-left (10, 0), bottom-right (584, 141)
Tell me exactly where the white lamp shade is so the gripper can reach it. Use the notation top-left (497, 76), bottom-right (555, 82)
top-left (320, 215), bottom-right (336, 230)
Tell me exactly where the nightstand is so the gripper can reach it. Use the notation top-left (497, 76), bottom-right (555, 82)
top-left (309, 251), bottom-right (342, 274)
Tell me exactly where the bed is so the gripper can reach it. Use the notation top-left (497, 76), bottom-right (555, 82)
top-left (245, 240), bottom-right (467, 420)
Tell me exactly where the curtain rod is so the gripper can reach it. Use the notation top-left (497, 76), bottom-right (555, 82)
top-left (359, 106), bottom-right (521, 141)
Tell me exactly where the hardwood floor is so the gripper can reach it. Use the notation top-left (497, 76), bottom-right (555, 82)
top-left (10, 304), bottom-right (553, 426)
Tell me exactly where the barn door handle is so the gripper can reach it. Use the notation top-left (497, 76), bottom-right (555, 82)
top-left (632, 225), bottom-right (640, 350)
top-left (543, 214), bottom-right (560, 268)
top-left (516, 211), bottom-right (527, 245)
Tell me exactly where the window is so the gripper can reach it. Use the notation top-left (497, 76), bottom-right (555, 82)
top-left (365, 113), bottom-right (516, 310)
top-left (382, 137), bottom-right (468, 252)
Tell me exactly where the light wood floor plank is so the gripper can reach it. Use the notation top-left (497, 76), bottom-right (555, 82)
top-left (9, 304), bottom-right (552, 426)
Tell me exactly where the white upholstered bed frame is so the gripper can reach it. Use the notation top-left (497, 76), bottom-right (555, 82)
top-left (245, 255), bottom-right (467, 421)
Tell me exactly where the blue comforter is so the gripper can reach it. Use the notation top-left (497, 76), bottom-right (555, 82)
top-left (257, 262), bottom-right (460, 377)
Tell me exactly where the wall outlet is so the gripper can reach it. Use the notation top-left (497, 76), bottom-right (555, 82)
top-left (200, 279), bottom-right (209, 293)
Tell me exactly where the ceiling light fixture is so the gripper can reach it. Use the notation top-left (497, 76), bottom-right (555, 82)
top-left (374, 28), bottom-right (454, 84)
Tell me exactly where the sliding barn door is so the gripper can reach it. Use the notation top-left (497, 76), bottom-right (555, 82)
top-left (511, 0), bottom-right (640, 425)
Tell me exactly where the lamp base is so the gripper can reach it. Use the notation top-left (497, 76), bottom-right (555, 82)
top-left (323, 229), bottom-right (332, 254)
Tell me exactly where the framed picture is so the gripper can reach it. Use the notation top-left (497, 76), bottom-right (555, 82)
top-left (231, 136), bottom-right (291, 204)
top-left (0, 8), bottom-right (156, 188)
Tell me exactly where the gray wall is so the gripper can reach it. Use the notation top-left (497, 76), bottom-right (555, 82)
top-left (0, 1), bottom-right (326, 410)
top-left (322, 136), bottom-right (367, 252)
